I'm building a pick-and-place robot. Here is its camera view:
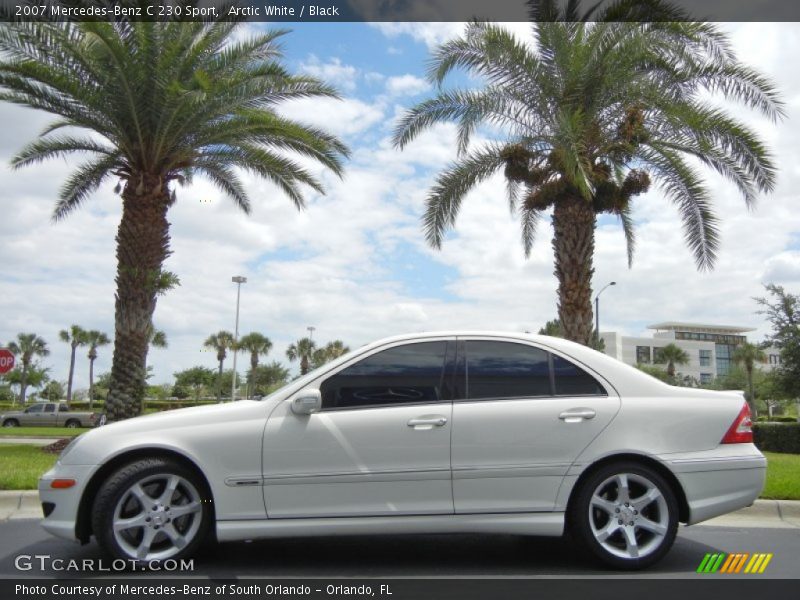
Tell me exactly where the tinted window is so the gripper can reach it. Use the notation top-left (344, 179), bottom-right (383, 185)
top-left (43, 404), bottom-right (55, 413)
top-left (25, 404), bottom-right (44, 413)
top-left (466, 341), bottom-right (551, 400)
top-left (552, 355), bottom-right (605, 396)
top-left (321, 342), bottom-right (447, 409)
top-left (58, 404), bottom-right (69, 412)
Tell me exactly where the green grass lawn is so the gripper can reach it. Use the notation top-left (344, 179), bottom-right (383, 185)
top-left (761, 452), bottom-right (800, 500)
top-left (0, 427), bottom-right (89, 438)
top-left (1, 443), bottom-right (798, 499)
top-left (0, 444), bottom-right (58, 490)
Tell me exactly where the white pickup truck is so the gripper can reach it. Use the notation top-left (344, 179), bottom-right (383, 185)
top-left (0, 402), bottom-right (97, 428)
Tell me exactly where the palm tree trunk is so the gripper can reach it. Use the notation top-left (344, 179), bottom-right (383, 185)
top-left (105, 176), bottom-right (171, 422)
top-left (19, 364), bottom-right (29, 405)
top-left (216, 360), bottom-right (224, 403)
top-left (88, 357), bottom-right (95, 410)
top-left (301, 355), bottom-right (309, 376)
top-left (747, 365), bottom-right (756, 417)
top-left (66, 344), bottom-right (76, 403)
top-left (250, 353), bottom-right (258, 391)
top-left (552, 195), bottom-right (596, 345)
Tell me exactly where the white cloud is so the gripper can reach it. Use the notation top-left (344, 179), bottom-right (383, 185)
top-left (385, 74), bottom-right (431, 97)
top-left (370, 23), bottom-right (464, 50)
top-left (298, 55), bottom-right (359, 92)
top-left (277, 96), bottom-right (384, 137)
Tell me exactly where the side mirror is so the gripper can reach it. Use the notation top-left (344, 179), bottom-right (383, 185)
top-left (290, 389), bottom-right (322, 416)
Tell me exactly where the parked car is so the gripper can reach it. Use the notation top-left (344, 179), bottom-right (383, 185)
top-left (1, 402), bottom-right (97, 428)
top-left (38, 332), bottom-right (764, 569)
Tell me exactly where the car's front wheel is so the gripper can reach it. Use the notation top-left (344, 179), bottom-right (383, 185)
top-left (569, 462), bottom-right (679, 569)
top-left (92, 458), bottom-right (211, 565)
top-left (2, 419), bottom-right (19, 428)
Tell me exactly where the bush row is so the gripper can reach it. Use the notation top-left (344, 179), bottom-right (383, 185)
top-left (753, 423), bottom-right (800, 454)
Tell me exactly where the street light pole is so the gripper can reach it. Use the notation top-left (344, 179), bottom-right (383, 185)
top-left (594, 281), bottom-right (617, 344)
top-left (307, 326), bottom-right (315, 341)
top-left (231, 276), bottom-right (247, 401)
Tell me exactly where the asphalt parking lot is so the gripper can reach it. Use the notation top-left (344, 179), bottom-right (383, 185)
top-left (0, 517), bottom-right (797, 579)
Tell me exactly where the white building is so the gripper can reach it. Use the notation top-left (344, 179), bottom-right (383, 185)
top-left (601, 322), bottom-right (781, 384)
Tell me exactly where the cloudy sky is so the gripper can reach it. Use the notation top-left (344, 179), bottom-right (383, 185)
top-left (1, 21), bottom-right (799, 390)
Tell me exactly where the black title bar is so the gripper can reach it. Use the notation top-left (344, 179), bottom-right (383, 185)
top-left (2, 0), bottom-right (800, 23)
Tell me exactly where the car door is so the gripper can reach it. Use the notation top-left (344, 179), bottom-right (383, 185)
top-left (41, 403), bottom-right (57, 425)
top-left (21, 403), bottom-right (45, 426)
top-left (262, 339), bottom-right (455, 518)
top-left (451, 338), bottom-right (620, 513)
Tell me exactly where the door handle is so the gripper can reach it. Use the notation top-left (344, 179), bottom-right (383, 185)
top-left (407, 416), bottom-right (448, 428)
top-left (558, 408), bottom-right (596, 423)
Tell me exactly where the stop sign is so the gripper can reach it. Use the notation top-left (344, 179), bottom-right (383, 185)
top-left (0, 349), bottom-right (15, 374)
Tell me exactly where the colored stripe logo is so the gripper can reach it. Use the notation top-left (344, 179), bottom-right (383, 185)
top-left (697, 552), bottom-right (773, 574)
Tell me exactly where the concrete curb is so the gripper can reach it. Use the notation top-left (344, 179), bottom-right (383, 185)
top-left (0, 491), bottom-right (42, 520)
top-left (0, 437), bottom-right (58, 446)
top-left (2, 490), bottom-right (799, 527)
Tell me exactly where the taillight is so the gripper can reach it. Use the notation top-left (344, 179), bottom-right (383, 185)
top-left (721, 402), bottom-right (753, 444)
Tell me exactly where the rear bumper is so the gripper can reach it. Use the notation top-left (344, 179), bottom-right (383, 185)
top-left (665, 445), bottom-right (766, 525)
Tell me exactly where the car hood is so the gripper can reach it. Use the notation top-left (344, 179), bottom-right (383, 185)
top-left (61, 399), bottom-right (281, 465)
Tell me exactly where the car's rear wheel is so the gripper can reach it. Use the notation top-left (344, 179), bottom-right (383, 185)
top-left (569, 462), bottom-right (678, 569)
top-left (92, 458), bottom-right (211, 565)
top-left (2, 419), bottom-right (18, 428)
top-left (64, 419), bottom-right (80, 428)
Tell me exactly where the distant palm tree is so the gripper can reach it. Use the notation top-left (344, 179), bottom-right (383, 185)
top-left (5, 364), bottom-right (50, 401)
top-left (654, 344), bottom-right (690, 378)
top-left (393, 0), bottom-right (782, 345)
top-left (59, 325), bottom-right (87, 403)
top-left (6, 333), bottom-right (49, 404)
top-left (286, 337), bottom-right (317, 376)
top-left (204, 331), bottom-right (235, 403)
top-left (324, 340), bottom-right (350, 359)
top-left (84, 330), bottom-right (110, 409)
top-left (237, 333), bottom-right (273, 392)
top-left (311, 339), bottom-right (351, 369)
top-left (1, 16), bottom-right (349, 420)
top-left (733, 342), bottom-right (767, 415)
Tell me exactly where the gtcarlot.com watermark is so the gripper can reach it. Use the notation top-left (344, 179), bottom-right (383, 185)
top-left (14, 554), bottom-right (194, 572)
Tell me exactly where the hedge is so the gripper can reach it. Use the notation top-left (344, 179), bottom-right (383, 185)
top-left (753, 423), bottom-right (800, 454)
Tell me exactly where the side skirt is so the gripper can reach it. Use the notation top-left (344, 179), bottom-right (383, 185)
top-left (216, 512), bottom-right (564, 542)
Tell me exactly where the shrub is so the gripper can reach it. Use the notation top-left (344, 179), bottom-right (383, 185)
top-left (753, 423), bottom-right (800, 454)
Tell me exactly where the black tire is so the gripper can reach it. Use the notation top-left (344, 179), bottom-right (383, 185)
top-left (92, 458), bottom-right (212, 566)
top-left (64, 419), bottom-right (80, 429)
top-left (569, 461), bottom-right (679, 570)
top-left (2, 419), bottom-right (19, 428)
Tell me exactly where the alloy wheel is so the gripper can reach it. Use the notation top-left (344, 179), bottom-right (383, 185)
top-left (112, 473), bottom-right (203, 561)
top-left (587, 472), bottom-right (669, 560)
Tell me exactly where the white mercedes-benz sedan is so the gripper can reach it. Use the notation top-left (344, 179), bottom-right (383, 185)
top-left (39, 332), bottom-right (765, 569)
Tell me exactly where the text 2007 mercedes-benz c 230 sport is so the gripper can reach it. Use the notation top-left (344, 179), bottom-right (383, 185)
top-left (39, 332), bottom-right (765, 569)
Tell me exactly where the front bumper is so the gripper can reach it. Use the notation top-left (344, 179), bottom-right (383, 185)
top-left (38, 463), bottom-right (97, 542)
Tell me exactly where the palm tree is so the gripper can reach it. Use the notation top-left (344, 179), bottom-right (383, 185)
top-left (237, 333), bottom-right (273, 393)
top-left (1, 16), bottom-right (349, 421)
top-left (84, 330), bottom-right (110, 408)
top-left (311, 339), bottom-right (351, 369)
top-left (59, 325), bottom-right (87, 403)
top-left (733, 342), bottom-right (767, 415)
top-left (654, 343), bottom-right (690, 378)
top-left (393, 0), bottom-right (782, 345)
top-left (204, 331), bottom-right (235, 403)
top-left (6, 333), bottom-right (49, 404)
top-left (286, 337), bottom-right (316, 376)
top-left (5, 364), bottom-right (50, 402)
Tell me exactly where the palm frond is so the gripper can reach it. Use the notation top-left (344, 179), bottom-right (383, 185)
top-left (422, 145), bottom-right (506, 248)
